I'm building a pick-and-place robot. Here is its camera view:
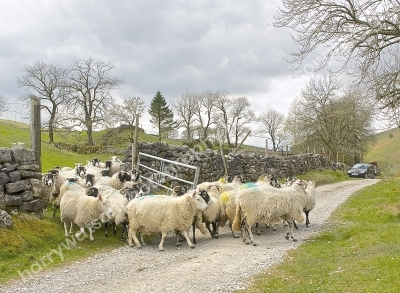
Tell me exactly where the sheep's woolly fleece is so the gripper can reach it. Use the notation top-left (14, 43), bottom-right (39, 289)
top-left (0, 179), bottom-right (379, 293)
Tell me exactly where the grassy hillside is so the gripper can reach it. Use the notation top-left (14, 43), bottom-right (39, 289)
top-left (363, 127), bottom-right (400, 177)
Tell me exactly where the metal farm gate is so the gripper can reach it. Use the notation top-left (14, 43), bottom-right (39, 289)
top-left (136, 152), bottom-right (200, 194)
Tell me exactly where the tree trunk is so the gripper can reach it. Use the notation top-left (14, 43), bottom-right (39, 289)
top-left (87, 120), bottom-right (94, 145)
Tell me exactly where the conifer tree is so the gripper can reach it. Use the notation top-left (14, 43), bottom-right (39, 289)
top-left (148, 91), bottom-right (176, 142)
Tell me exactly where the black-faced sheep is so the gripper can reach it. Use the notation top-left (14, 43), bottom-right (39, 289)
top-left (127, 190), bottom-right (209, 251)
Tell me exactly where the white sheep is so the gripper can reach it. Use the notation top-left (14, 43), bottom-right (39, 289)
top-left (93, 171), bottom-right (132, 190)
top-left (60, 183), bottom-right (113, 241)
top-left (302, 180), bottom-right (317, 227)
top-left (232, 181), bottom-right (307, 246)
top-left (127, 190), bottom-right (208, 251)
top-left (219, 189), bottom-right (241, 238)
top-left (41, 172), bottom-right (56, 204)
top-left (192, 185), bottom-right (222, 243)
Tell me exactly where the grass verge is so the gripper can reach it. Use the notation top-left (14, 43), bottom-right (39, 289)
top-left (0, 209), bottom-right (127, 284)
top-left (235, 178), bottom-right (400, 293)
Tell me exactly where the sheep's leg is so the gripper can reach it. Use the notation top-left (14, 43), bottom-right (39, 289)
top-left (63, 222), bottom-right (69, 237)
top-left (121, 222), bottom-right (128, 241)
top-left (206, 222), bottom-right (213, 238)
top-left (255, 223), bottom-right (261, 235)
top-left (158, 232), bottom-right (167, 251)
top-left (212, 221), bottom-right (220, 239)
top-left (128, 226), bottom-right (141, 248)
top-left (285, 221), bottom-right (298, 242)
top-left (104, 222), bottom-right (109, 238)
top-left (175, 231), bottom-right (181, 247)
top-left (88, 226), bottom-right (94, 241)
top-left (244, 223), bottom-right (257, 246)
top-left (139, 231), bottom-right (146, 246)
top-left (304, 210), bottom-right (310, 227)
top-left (293, 220), bottom-right (299, 229)
top-left (69, 222), bottom-right (73, 234)
top-left (180, 229), bottom-right (195, 249)
top-left (229, 222), bottom-right (240, 238)
top-left (113, 222), bottom-right (117, 237)
top-left (192, 223), bottom-right (197, 244)
top-left (52, 206), bottom-right (58, 218)
top-left (75, 226), bottom-right (87, 239)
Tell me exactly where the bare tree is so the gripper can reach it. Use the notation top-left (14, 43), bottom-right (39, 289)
top-left (109, 96), bottom-right (146, 142)
top-left (172, 90), bottom-right (198, 142)
top-left (17, 61), bottom-right (69, 143)
top-left (285, 74), bottom-right (374, 161)
top-left (273, 0), bottom-right (400, 119)
top-left (257, 109), bottom-right (286, 151)
top-left (65, 57), bottom-right (123, 145)
top-left (0, 95), bottom-right (8, 116)
top-left (213, 91), bottom-right (232, 146)
top-left (274, 1), bottom-right (400, 73)
top-left (229, 97), bottom-right (255, 148)
top-left (193, 90), bottom-right (219, 141)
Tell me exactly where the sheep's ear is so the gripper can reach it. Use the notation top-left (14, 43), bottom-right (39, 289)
top-left (207, 185), bottom-right (212, 191)
top-left (192, 190), bottom-right (197, 197)
top-left (98, 193), bottom-right (103, 201)
top-left (216, 186), bottom-right (222, 193)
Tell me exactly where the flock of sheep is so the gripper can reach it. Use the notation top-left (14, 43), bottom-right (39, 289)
top-left (41, 156), bottom-right (317, 251)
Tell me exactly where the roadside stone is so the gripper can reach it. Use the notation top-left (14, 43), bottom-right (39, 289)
top-left (0, 210), bottom-right (13, 229)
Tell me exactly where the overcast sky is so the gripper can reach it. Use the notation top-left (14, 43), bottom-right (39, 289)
top-left (0, 0), bottom-right (320, 147)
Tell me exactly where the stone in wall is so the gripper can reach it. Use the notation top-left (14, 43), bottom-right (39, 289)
top-left (11, 146), bottom-right (36, 163)
top-left (5, 180), bottom-right (32, 194)
top-left (0, 148), bottom-right (12, 164)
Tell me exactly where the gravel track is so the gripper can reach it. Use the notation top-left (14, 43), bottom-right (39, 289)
top-left (0, 179), bottom-right (379, 293)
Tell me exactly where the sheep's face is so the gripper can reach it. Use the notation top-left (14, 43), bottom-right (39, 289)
top-left (42, 173), bottom-right (55, 186)
top-left (85, 174), bottom-right (95, 187)
top-left (99, 196), bottom-right (113, 221)
top-left (92, 158), bottom-right (101, 167)
top-left (86, 187), bottom-right (99, 197)
top-left (197, 189), bottom-right (213, 205)
top-left (117, 171), bottom-right (132, 182)
top-left (75, 166), bottom-right (86, 178)
top-left (193, 192), bottom-right (208, 212)
top-left (101, 169), bottom-right (112, 177)
top-left (105, 160), bottom-right (112, 169)
top-left (173, 185), bottom-right (188, 196)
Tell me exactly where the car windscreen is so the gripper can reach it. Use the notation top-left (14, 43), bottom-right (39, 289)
top-left (352, 164), bottom-right (367, 169)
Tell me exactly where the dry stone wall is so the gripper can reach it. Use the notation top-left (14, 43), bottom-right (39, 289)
top-left (122, 142), bottom-right (347, 185)
top-left (0, 147), bottom-right (48, 222)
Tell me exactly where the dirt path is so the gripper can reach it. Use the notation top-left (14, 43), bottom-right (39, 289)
top-left (0, 179), bottom-right (379, 293)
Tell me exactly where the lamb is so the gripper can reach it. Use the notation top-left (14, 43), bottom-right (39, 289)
top-left (60, 184), bottom-right (113, 241)
top-left (231, 181), bottom-right (307, 246)
top-left (127, 190), bottom-right (208, 251)
top-left (93, 171), bottom-right (132, 190)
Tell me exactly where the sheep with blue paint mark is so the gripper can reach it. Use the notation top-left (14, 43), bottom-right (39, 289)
top-left (232, 180), bottom-right (307, 246)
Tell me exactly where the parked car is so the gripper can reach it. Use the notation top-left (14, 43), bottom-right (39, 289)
top-left (347, 163), bottom-right (376, 179)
